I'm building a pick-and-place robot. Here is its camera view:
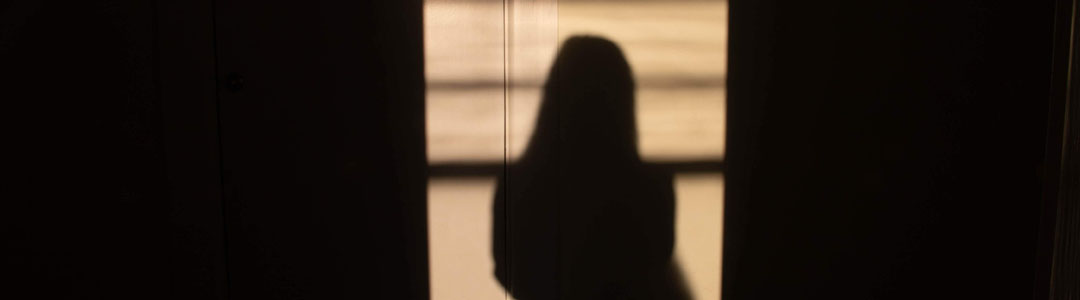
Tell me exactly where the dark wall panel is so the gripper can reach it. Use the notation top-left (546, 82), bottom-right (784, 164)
top-left (157, 0), bottom-right (229, 297)
top-left (2, 0), bottom-right (427, 298)
top-left (725, 1), bottom-right (1056, 299)
top-left (212, 1), bottom-right (429, 299)
top-left (2, 0), bottom-right (173, 298)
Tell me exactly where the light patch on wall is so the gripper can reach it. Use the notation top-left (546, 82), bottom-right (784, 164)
top-left (427, 174), bottom-right (725, 300)
top-left (558, 0), bottom-right (728, 162)
top-left (427, 177), bottom-right (507, 300)
top-left (674, 172), bottom-right (725, 300)
top-left (425, 0), bottom-right (727, 299)
top-left (426, 0), bottom-right (729, 163)
top-left (425, 0), bottom-right (505, 164)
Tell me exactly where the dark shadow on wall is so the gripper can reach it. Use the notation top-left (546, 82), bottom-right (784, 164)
top-left (492, 36), bottom-right (691, 300)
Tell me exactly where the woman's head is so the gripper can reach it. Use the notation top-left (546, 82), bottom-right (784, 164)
top-left (525, 36), bottom-right (638, 162)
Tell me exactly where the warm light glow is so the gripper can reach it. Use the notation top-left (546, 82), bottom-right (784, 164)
top-left (559, 0), bottom-right (728, 162)
top-left (426, 1), bottom-right (728, 164)
top-left (426, 1), bottom-right (727, 299)
top-left (425, 0), bottom-right (506, 164)
top-left (674, 173), bottom-right (725, 300)
top-left (427, 178), bottom-right (506, 300)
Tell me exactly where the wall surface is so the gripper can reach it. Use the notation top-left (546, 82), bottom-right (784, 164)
top-left (725, 0), bottom-right (1057, 299)
top-left (2, 0), bottom-right (174, 298)
top-left (2, 0), bottom-right (430, 299)
top-left (212, 1), bottom-right (429, 299)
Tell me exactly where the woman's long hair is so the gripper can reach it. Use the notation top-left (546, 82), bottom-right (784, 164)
top-left (516, 36), bottom-right (639, 167)
top-left (494, 36), bottom-right (688, 300)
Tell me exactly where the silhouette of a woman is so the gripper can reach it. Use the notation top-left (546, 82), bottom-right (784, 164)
top-left (493, 36), bottom-right (689, 300)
